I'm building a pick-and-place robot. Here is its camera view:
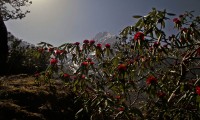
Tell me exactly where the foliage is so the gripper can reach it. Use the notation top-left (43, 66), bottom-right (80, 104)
top-left (0, 0), bottom-right (32, 21)
top-left (7, 39), bottom-right (49, 75)
top-left (34, 8), bottom-right (200, 119)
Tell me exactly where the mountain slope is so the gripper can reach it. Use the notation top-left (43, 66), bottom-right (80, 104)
top-left (92, 32), bottom-right (118, 45)
top-left (7, 32), bottom-right (35, 48)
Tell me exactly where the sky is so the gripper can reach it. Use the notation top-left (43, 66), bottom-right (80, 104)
top-left (5, 0), bottom-right (200, 46)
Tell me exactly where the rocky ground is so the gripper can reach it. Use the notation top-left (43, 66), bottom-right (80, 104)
top-left (0, 74), bottom-right (84, 120)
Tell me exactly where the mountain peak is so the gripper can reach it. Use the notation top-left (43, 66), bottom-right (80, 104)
top-left (93, 32), bottom-right (117, 45)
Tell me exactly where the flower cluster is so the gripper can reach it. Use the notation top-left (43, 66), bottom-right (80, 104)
top-left (153, 42), bottom-right (160, 48)
top-left (90, 40), bottom-right (95, 45)
top-left (55, 49), bottom-right (64, 55)
top-left (146, 75), bottom-right (157, 85)
top-left (83, 40), bottom-right (89, 44)
top-left (97, 43), bottom-right (102, 49)
top-left (81, 61), bottom-right (88, 67)
top-left (115, 95), bottom-right (121, 100)
top-left (118, 107), bottom-right (125, 111)
top-left (105, 43), bottom-right (111, 48)
top-left (157, 91), bottom-right (166, 98)
top-left (34, 72), bottom-right (40, 78)
top-left (181, 27), bottom-right (188, 33)
top-left (173, 18), bottom-right (181, 24)
top-left (134, 32), bottom-right (144, 41)
top-left (74, 42), bottom-right (80, 46)
top-left (196, 86), bottom-right (200, 96)
top-left (48, 47), bottom-right (54, 52)
top-left (63, 73), bottom-right (70, 78)
top-left (87, 58), bottom-right (95, 65)
top-left (50, 58), bottom-right (58, 65)
top-left (118, 64), bottom-right (127, 73)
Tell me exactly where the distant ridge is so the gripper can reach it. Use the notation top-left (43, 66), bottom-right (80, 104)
top-left (92, 32), bottom-right (118, 45)
top-left (7, 32), bottom-right (35, 49)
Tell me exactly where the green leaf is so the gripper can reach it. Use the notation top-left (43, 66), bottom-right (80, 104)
top-left (196, 96), bottom-right (200, 103)
top-left (167, 13), bottom-right (176, 16)
top-left (131, 107), bottom-right (144, 119)
top-left (135, 19), bottom-right (142, 28)
top-left (139, 21), bottom-right (144, 29)
top-left (155, 28), bottom-right (161, 38)
top-left (161, 47), bottom-right (168, 55)
top-left (58, 44), bottom-right (66, 48)
top-left (161, 21), bottom-right (165, 28)
top-left (105, 100), bottom-right (108, 108)
top-left (176, 93), bottom-right (186, 104)
top-left (112, 57), bottom-right (119, 66)
top-left (133, 15), bottom-right (143, 18)
top-left (115, 111), bottom-right (124, 119)
top-left (46, 43), bottom-right (53, 47)
top-left (96, 98), bottom-right (104, 107)
top-left (75, 108), bottom-right (84, 118)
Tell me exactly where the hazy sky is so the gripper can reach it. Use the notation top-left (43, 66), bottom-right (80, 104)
top-left (5, 0), bottom-right (200, 46)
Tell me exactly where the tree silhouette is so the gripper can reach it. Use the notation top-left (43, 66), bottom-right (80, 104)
top-left (0, 0), bottom-right (32, 75)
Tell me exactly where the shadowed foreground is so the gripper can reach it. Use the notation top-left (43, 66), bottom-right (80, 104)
top-left (0, 75), bottom-right (86, 120)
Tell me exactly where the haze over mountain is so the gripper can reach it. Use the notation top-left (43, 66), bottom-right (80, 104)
top-left (8, 31), bottom-right (118, 48)
top-left (92, 32), bottom-right (118, 45)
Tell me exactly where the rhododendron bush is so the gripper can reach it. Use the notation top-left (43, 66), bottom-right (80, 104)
top-left (7, 40), bottom-right (48, 74)
top-left (35, 8), bottom-right (200, 119)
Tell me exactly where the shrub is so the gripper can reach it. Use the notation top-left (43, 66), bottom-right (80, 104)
top-left (36, 8), bottom-right (200, 119)
top-left (7, 39), bottom-right (49, 75)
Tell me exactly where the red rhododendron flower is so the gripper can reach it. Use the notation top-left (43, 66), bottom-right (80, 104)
top-left (173, 18), bottom-right (181, 24)
top-left (34, 72), bottom-right (40, 78)
top-left (149, 46), bottom-right (153, 52)
top-left (97, 43), bottom-right (102, 49)
top-left (74, 42), bottom-right (80, 45)
top-left (105, 43), bottom-right (111, 48)
top-left (118, 107), bottom-right (125, 111)
top-left (89, 40), bottom-right (95, 44)
top-left (157, 91), bottom-right (166, 98)
top-left (87, 58), bottom-right (92, 62)
top-left (83, 39), bottom-right (89, 44)
top-left (63, 73), bottom-right (70, 78)
top-left (134, 32), bottom-right (144, 41)
top-left (55, 50), bottom-right (63, 55)
top-left (146, 75), bottom-right (158, 85)
top-left (181, 28), bottom-right (187, 33)
top-left (196, 86), bottom-right (200, 95)
top-left (90, 61), bottom-right (94, 65)
top-left (163, 44), bottom-right (168, 48)
top-left (127, 59), bottom-right (134, 65)
top-left (50, 58), bottom-right (58, 65)
top-left (72, 76), bottom-right (77, 80)
top-left (115, 95), bottom-right (121, 100)
top-left (81, 75), bottom-right (85, 79)
top-left (118, 64), bottom-right (127, 72)
top-left (81, 61), bottom-right (88, 67)
top-left (153, 42), bottom-right (160, 48)
top-left (48, 47), bottom-right (54, 52)
top-left (38, 48), bottom-right (44, 53)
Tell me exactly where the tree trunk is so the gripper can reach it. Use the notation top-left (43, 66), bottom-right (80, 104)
top-left (0, 12), bottom-right (8, 75)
